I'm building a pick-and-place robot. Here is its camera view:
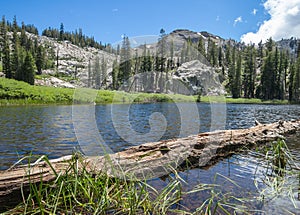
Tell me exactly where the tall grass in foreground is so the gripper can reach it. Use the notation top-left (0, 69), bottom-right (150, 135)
top-left (5, 155), bottom-right (256, 215)
top-left (4, 139), bottom-right (300, 214)
top-left (254, 139), bottom-right (300, 213)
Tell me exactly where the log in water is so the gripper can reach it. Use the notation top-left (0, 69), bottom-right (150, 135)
top-left (0, 119), bottom-right (299, 210)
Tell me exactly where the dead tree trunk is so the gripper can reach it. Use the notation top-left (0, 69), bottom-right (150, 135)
top-left (0, 119), bottom-right (299, 210)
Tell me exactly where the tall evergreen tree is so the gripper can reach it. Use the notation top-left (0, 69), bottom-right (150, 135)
top-left (118, 36), bottom-right (131, 85)
top-left (94, 56), bottom-right (101, 89)
top-left (232, 53), bottom-right (242, 98)
top-left (1, 16), bottom-right (11, 78)
top-left (20, 22), bottom-right (28, 47)
top-left (157, 28), bottom-right (167, 92)
top-left (59, 23), bottom-right (64, 41)
top-left (36, 45), bottom-right (45, 75)
top-left (22, 52), bottom-right (35, 85)
top-left (101, 57), bottom-right (107, 88)
top-left (261, 52), bottom-right (275, 100)
top-left (87, 59), bottom-right (92, 87)
top-left (111, 59), bottom-right (118, 90)
top-left (197, 37), bottom-right (206, 60)
top-left (218, 46), bottom-right (223, 67)
top-left (227, 46), bottom-right (236, 96)
top-left (207, 38), bottom-right (218, 66)
top-left (12, 16), bottom-right (21, 79)
top-left (289, 62), bottom-right (295, 101)
top-left (243, 45), bottom-right (256, 98)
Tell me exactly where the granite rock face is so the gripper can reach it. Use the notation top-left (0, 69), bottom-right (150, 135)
top-left (172, 60), bottom-right (225, 95)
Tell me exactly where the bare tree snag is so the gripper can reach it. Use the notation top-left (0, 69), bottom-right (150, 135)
top-left (0, 119), bottom-right (299, 210)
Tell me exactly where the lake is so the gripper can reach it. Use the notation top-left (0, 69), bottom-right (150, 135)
top-left (0, 103), bottom-right (299, 213)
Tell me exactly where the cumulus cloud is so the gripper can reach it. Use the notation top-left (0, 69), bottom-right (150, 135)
top-left (234, 16), bottom-right (243, 26)
top-left (241, 0), bottom-right (300, 44)
top-left (252, 8), bottom-right (258, 15)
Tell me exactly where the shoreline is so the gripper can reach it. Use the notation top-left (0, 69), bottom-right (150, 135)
top-left (0, 78), bottom-right (293, 106)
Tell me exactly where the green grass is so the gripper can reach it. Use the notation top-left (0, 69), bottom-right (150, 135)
top-left (3, 141), bottom-right (299, 214)
top-left (0, 78), bottom-right (196, 105)
top-left (3, 154), bottom-right (251, 215)
top-left (0, 78), bottom-right (292, 105)
top-left (224, 97), bottom-right (289, 104)
top-left (198, 96), bottom-right (289, 104)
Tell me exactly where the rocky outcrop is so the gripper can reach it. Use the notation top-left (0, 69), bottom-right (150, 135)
top-left (25, 32), bottom-right (117, 87)
top-left (173, 60), bottom-right (225, 95)
top-left (35, 77), bottom-right (76, 88)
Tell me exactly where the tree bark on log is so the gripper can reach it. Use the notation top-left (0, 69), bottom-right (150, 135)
top-left (0, 119), bottom-right (299, 210)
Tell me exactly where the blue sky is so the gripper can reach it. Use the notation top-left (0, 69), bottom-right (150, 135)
top-left (1, 0), bottom-right (300, 44)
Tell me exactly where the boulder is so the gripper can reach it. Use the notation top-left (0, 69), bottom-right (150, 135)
top-left (173, 60), bottom-right (225, 95)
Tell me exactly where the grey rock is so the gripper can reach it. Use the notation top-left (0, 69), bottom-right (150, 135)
top-left (173, 60), bottom-right (225, 95)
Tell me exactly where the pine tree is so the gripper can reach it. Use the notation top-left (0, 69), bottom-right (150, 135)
top-left (289, 62), bottom-right (295, 101)
top-left (12, 16), bottom-right (21, 79)
top-left (197, 37), bottom-right (206, 60)
top-left (218, 46), bottom-right (223, 67)
top-left (2, 17), bottom-right (11, 78)
top-left (257, 40), bottom-right (264, 60)
top-left (94, 56), bottom-right (101, 89)
top-left (101, 57), bottom-right (107, 88)
top-left (111, 59), bottom-right (118, 90)
top-left (243, 45), bottom-right (256, 98)
top-left (36, 45), bottom-right (45, 75)
top-left (291, 42), bottom-right (300, 102)
top-left (265, 37), bottom-right (274, 53)
top-left (225, 42), bottom-right (232, 67)
top-left (207, 38), bottom-right (218, 66)
top-left (293, 54), bottom-right (300, 102)
top-left (22, 52), bottom-right (35, 85)
top-left (227, 46), bottom-right (236, 96)
top-left (20, 22), bottom-right (27, 47)
top-left (0, 16), bottom-right (5, 61)
top-left (87, 59), bottom-right (92, 87)
top-left (118, 36), bottom-right (131, 86)
top-left (232, 53), bottom-right (242, 98)
top-left (1, 16), bottom-right (12, 78)
top-left (261, 52), bottom-right (275, 100)
top-left (140, 43), bottom-right (148, 73)
top-left (157, 28), bottom-right (167, 92)
top-left (59, 23), bottom-right (64, 41)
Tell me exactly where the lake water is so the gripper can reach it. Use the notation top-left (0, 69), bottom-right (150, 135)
top-left (0, 103), bottom-right (299, 213)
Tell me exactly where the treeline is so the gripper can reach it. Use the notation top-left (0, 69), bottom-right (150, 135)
top-left (105, 30), bottom-right (300, 102)
top-left (42, 23), bottom-right (105, 50)
top-left (0, 16), bottom-right (55, 85)
top-left (225, 38), bottom-right (300, 103)
top-left (109, 29), bottom-right (178, 93)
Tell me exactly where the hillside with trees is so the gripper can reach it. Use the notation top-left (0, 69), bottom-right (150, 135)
top-left (0, 16), bottom-right (300, 103)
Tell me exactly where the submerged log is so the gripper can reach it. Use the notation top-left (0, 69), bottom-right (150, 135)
top-left (0, 119), bottom-right (299, 210)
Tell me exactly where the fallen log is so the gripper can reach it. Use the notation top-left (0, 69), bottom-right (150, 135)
top-left (0, 119), bottom-right (299, 210)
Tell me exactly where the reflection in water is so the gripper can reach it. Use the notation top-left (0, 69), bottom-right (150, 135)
top-left (0, 103), bottom-right (299, 213)
top-left (0, 105), bottom-right (77, 170)
top-left (0, 103), bottom-right (299, 168)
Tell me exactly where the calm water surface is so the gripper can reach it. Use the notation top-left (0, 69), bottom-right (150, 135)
top-left (0, 103), bottom-right (299, 213)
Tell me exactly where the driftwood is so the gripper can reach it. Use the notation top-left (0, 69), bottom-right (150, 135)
top-left (0, 119), bottom-right (299, 210)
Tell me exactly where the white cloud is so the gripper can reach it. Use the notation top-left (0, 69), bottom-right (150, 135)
top-left (252, 8), bottom-right (258, 15)
top-left (112, 8), bottom-right (118, 12)
top-left (241, 0), bottom-right (300, 44)
top-left (234, 16), bottom-right (243, 26)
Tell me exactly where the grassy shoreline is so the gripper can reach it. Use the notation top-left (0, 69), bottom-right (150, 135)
top-left (0, 78), bottom-right (292, 106)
